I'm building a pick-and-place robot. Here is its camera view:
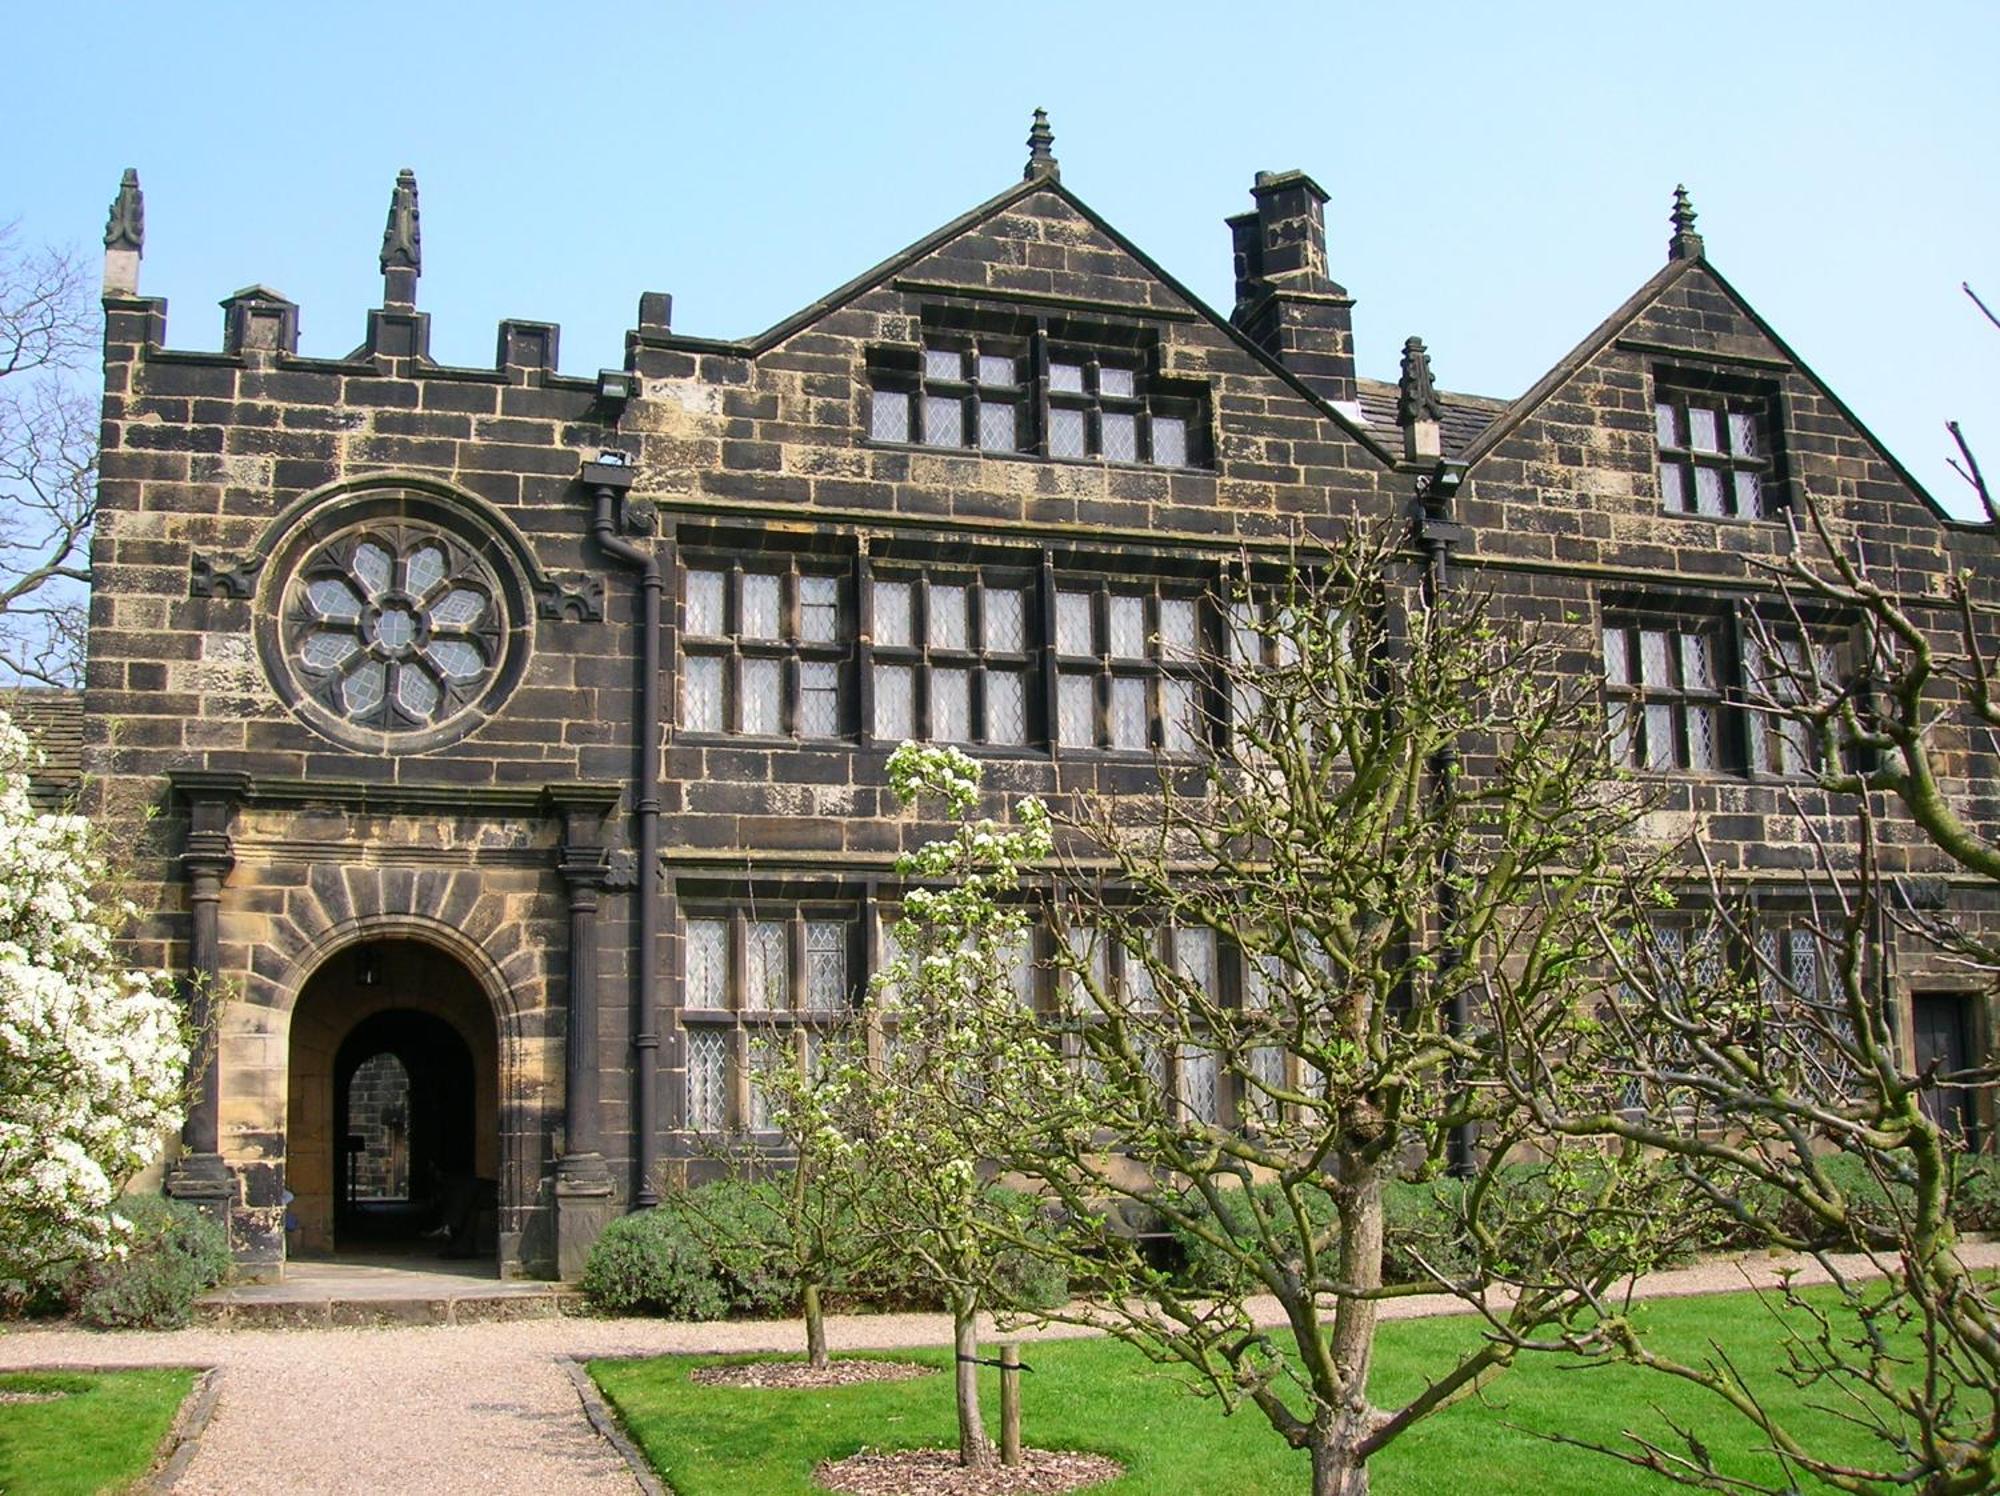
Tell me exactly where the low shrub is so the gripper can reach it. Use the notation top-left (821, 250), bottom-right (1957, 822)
top-left (579, 1208), bottom-right (731, 1319)
top-left (657, 1179), bottom-right (805, 1316)
top-left (67, 1194), bottom-right (230, 1330)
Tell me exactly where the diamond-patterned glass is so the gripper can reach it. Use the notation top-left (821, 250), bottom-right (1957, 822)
top-left (1101, 411), bottom-right (1137, 463)
top-left (1655, 402), bottom-right (1679, 447)
top-left (1175, 927), bottom-right (1216, 989)
top-left (429, 639), bottom-right (482, 683)
top-left (1049, 406), bottom-right (1086, 459)
top-left (978, 402), bottom-right (1017, 452)
top-left (745, 920), bottom-right (788, 1011)
top-left (1065, 924), bottom-right (1110, 1002)
top-left (686, 570), bottom-right (725, 636)
top-left (799, 575), bottom-right (839, 643)
top-left (1109, 677), bottom-right (1146, 749)
top-left (870, 389), bottom-right (910, 443)
top-left (932, 668), bottom-right (970, 741)
top-left (1003, 929), bottom-right (1036, 1008)
top-left (1639, 630), bottom-right (1672, 688)
top-left (395, 665), bottom-right (440, 719)
top-left (1050, 362), bottom-right (1085, 394)
top-left (1607, 701), bottom-right (1634, 765)
top-left (928, 584), bottom-right (968, 650)
top-left (1688, 407), bottom-right (1720, 452)
top-left (873, 581), bottom-right (913, 647)
top-left (1603, 627), bottom-right (1631, 686)
top-left (1056, 592), bottom-right (1093, 655)
top-left (986, 672), bottom-right (1027, 744)
top-left (1645, 703), bottom-right (1675, 770)
top-left (352, 541), bottom-right (394, 595)
top-left (984, 589), bottom-right (1025, 652)
top-left (1126, 946), bottom-right (1159, 1011)
top-left (925, 347), bottom-right (963, 382)
top-left (344, 659), bottom-right (386, 714)
top-left (977, 354), bottom-right (1016, 387)
top-left (1058, 674), bottom-right (1094, 747)
top-left (1694, 465), bottom-right (1725, 516)
top-left (1152, 416), bottom-right (1187, 468)
top-left (1108, 595), bottom-right (1146, 658)
top-left (1733, 469), bottom-right (1763, 518)
top-left (800, 662), bottom-right (840, 737)
top-left (740, 658), bottom-right (780, 734)
top-left (1242, 954), bottom-right (1275, 1011)
top-left (685, 1028), bottom-right (727, 1129)
top-left (805, 921), bottom-right (847, 1012)
top-left (1099, 367), bottom-right (1135, 399)
top-left (407, 544), bottom-right (447, 597)
top-left (309, 576), bottom-right (364, 621)
top-left (923, 395), bottom-right (963, 447)
top-left (1180, 1047), bottom-right (1218, 1124)
top-left (1659, 460), bottom-right (1688, 512)
top-left (1687, 705), bottom-right (1717, 770)
top-left (1249, 1045), bottom-right (1284, 1115)
top-left (431, 587), bottom-right (485, 628)
top-left (1137, 1036), bottom-right (1167, 1090)
top-left (1159, 598), bottom-right (1197, 659)
top-left (874, 664), bottom-right (914, 741)
top-left (685, 919), bottom-right (727, 1008)
top-left (683, 655), bottom-right (723, 731)
top-left (1161, 677), bottom-right (1198, 753)
top-left (749, 1056), bottom-right (775, 1130)
top-left (301, 632), bottom-right (358, 671)
top-left (1727, 410), bottom-right (1758, 457)
top-left (1229, 604), bottom-right (1262, 668)
top-left (1789, 928), bottom-right (1820, 998)
top-left (1681, 633), bottom-right (1714, 693)
top-left (741, 574), bottom-right (781, 640)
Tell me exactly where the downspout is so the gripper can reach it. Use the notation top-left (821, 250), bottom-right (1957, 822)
top-left (580, 453), bottom-right (663, 1209)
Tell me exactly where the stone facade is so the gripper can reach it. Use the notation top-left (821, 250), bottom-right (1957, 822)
top-left (82, 126), bottom-right (1999, 1279)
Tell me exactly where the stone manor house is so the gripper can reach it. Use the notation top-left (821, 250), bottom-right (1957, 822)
top-left (65, 116), bottom-right (1997, 1279)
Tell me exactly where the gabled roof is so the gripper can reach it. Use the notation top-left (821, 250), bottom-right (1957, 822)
top-left (676, 173), bottom-right (1400, 467)
top-left (1354, 378), bottom-right (1507, 460)
top-left (3, 688), bottom-right (83, 809)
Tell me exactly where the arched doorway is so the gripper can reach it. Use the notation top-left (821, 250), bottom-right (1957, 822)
top-left (286, 938), bottom-right (501, 1266)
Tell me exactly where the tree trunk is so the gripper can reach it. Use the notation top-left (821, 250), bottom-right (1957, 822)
top-left (1310, 1164), bottom-right (1384, 1496)
top-left (803, 1281), bottom-right (828, 1369)
top-left (952, 1292), bottom-right (995, 1467)
top-left (1308, 1432), bottom-right (1371, 1496)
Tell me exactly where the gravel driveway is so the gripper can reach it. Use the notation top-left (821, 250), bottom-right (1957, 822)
top-left (3, 1243), bottom-right (1993, 1495)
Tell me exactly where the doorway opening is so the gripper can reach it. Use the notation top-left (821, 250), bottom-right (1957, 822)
top-left (287, 938), bottom-right (501, 1267)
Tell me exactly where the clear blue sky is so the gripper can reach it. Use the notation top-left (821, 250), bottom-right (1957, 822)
top-left (6, 1), bottom-right (1995, 515)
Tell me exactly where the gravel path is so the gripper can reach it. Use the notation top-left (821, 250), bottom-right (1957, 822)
top-left (3, 1242), bottom-right (1994, 1494)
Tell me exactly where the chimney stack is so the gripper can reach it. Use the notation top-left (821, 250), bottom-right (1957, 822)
top-left (1226, 170), bottom-right (1356, 407)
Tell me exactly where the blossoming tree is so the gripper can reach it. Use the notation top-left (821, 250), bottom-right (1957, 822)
top-left (0, 708), bottom-right (186, 1281)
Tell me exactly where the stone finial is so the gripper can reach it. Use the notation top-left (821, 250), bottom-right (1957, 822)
top-left (379, 168), bottom-right (422, 307)
top-left (1668, 183), bottom-right (1704, 262)
top-left (102, 168), bottom-right (144, 297)
top-left (1024, 108), bottom-right (1060, 182)
top-left (1397, 336), bottom-right (1441, 425)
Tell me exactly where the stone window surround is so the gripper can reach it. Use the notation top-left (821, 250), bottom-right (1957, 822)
top-left (679, 556), bottom-right (851, 739)
top-left (1649, 362), bottom-right (1787, 522)
top-left (1601, 601), bottom-right (1735, 775)
top-left (864, 311), bottom-right (1209, 470)
top-left (866, 562), bottom-right (1039, 748)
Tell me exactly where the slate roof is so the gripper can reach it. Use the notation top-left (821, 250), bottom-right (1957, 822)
top-left (1353, 378), bottom-right (1508, 460)
top-left (3, 688), bottom-right (84, 808)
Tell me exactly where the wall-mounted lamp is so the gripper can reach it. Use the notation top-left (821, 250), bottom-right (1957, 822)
top-left (356, 947), bottom-right (379, 988)
top-left (595, 369), bottom-right (640, 407)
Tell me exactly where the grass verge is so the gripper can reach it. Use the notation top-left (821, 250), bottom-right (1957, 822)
top-left (0, 1368), bottom-right (199, 1495)
top-left (591, 1288), bottom-right (1911, 1494)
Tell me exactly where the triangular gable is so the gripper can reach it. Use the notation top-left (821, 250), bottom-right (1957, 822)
top-left (734, 176), bottom-right (1399, 467)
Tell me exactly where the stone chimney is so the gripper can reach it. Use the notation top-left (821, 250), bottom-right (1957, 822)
top-left (1226, 170), bottom-right (1356, 407)
top-left (103, 169), bottom-right (144, 297)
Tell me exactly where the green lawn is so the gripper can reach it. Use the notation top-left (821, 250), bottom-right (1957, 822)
top-left (0, 1369), bottom-right (198, 1496)
top-left (591, 1290), bottom-right (1912, 1494)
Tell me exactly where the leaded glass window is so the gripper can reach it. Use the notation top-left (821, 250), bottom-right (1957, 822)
top-left (868, 569), bottom-right (1037, 746)
top-left (685, 1028), bottom-right (728, 1130)
top-left (1052, 578), bottom-right (1207, 754)
top-left (1603, 613), bottom-right (1729, 773)
top-left (681, 562), bottom-right (849, 739)
top-left (1656, 383), bottom-right (1778, 520)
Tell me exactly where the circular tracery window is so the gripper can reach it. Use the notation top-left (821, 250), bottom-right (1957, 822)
top-left (280, 524), bottom-right (509, 738)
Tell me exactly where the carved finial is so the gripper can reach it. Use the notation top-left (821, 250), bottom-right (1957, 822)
top-left (1668, 183), bottom-right (1704, 262)
top-left (1024, 108), bottom-right (1060, 182)
top-left (380, 168), bottom-right (422, 274)
top-left (1397, 336), bottom-right (1441, 426)
top-left (104, 168), bottom-right (144, 253)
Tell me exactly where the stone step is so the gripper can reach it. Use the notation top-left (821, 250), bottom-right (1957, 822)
top-left (196, 1288), bottom-right (589, 1329)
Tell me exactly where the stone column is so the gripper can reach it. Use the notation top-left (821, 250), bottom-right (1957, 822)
top-left (164, 774), bottom-right (247, 1223)
top-left (548, 784), bottom-right (620, 1280)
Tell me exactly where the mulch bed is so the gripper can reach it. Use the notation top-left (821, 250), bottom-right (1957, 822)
top-left (815, 1448), bottom-right (1124, 1494)
top-left (688, 1359), bottom-right (937, 1390)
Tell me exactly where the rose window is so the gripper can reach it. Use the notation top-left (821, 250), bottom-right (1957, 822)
top-left (282, 525), bottom-right (506, 734)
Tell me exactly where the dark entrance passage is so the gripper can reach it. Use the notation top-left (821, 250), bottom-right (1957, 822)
top-left (287, 939), bottom-right (500, 1265)
top-left (1914, 992), bottom-right (1983, 1149)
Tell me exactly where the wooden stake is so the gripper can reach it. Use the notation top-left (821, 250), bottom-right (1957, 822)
top-left (1000, 1341), bottom-right (1022, 1467)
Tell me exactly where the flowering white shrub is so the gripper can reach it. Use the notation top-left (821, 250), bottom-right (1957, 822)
top-left (0, 709), bottom-right (186, 1280)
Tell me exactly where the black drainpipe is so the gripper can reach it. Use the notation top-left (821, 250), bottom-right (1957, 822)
top-left (580, 453), bottom-right (662, 1209)
top-left (1416, 459), bottom-right (1475, 1178)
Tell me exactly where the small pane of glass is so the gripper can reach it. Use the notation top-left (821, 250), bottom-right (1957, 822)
top-left (1127, 950), bottom-right (1159, 1012)
top-left (925, 347), bottom-right (963, 382)
top-left (406, 544), bottom-right (447, 597)
top-left (1688, 705), bottom-right (1717, 770)
top-left (1058, 673), bottom-right (1095, 747)
top-left (1109, 677), bottom-right (1147, 750)
top-left (344, 659), bottom-right (386, 715)
top-left (1175, 927), bottom-right (1217, 989)
top-left (1681, 633), bottom-right (1715, 693)
top-left (1607, 700), bottom-right (1633, 765)
top-left (1152, 416), bottom-right (1188, 468)
top-left (740, 658), bottom-right (781, 734)
top-left (1603, 627), bottom-right (1631, 686)
top-left (1159, 597), bottom-right (1197, 659)
top-left (986, 672), bottom-right (1027, 744)
top-left (1002, 928), bottom-right (1036, 1008)
top-left (1102, 411), bottom-right (1138, 463)
top-left (1099, 367), bottom-right (1136, 399)
top-left (1050, 362), bottom-right (1085, 394)
top-left (1056, 592), bottom-right (1094, 655)
top-left (1727, 410), bottom-right (1758, 457)
top-left (1694, 465), bottom-right (1726, 516)
top-left (874, 664), bottom-right (914, 740)
top-left (430, 587), bottom-right (485, 628)
top-left (1180, 1047), bottom-right (1218, 1124)
top-left (1688, 406), bottom-right (1720, 452)
top-left (923, 395), bottom-right (963, 447)
top-left (373, 605), bottom-right (415, 650)
top-left (683, 655), bottom-right (723, 731)
top-left (928, 584), bottom-right (969, 651)
top-left (873, 580), bottom-right (913, 647)
top-left (685, 919), bottom-right (727, 1008)
top-left (977, 354), bottom-right (1016, 387)
top-left (1108, 595), bottom-right (1146, 658)
top-left (429, 639), bottom-right (483, 682)
top-left (984, 589), bottom-right (1025, 653)
top-left (308, 577), bottom-right (364, 621)
top-left (805, 921), bottom-right (847, 1012)
top-left (870, 388), bottom-right (910, 444)
top-left (978, 401), bottom-right (1017, 452)
top-left (800, 661), bottom-right (840, 736)
top-left (1645, 703), bottom-right (1675, 770)
top-left (1161, 677), bottom-right (1198, 753)
top-left (799, 575), bottom-right (839, 643)
top-left (745, 921), bottom-right (788, 1011)
top-left (1639, 630), bottom-right (1672, 688)
top-left (301, 631), bottom-right (358, 671)
top-left (1049, 406), bottom-right (1087, 459)
top-left (352, 541), bottom-right (393, 595)
top-left (932, 668), bottom-right (971, 742)
top-left (1655, 401), bottom-right (1679, 447)
top-left (686, 570), bottom-right (726, 636)
top-left (395, 666), bottom-right (439, 718)
top-left (685, 1028), bottom-right (727, 1129)
top-left (1229, 604), bottom-right (1262, 667)
top-left (1658, 460), bottom-right (1687, 512)
top-left (1733, 469), bottom-right (1764, 518)
top-left (740, 574), bottom-right (781, 640)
